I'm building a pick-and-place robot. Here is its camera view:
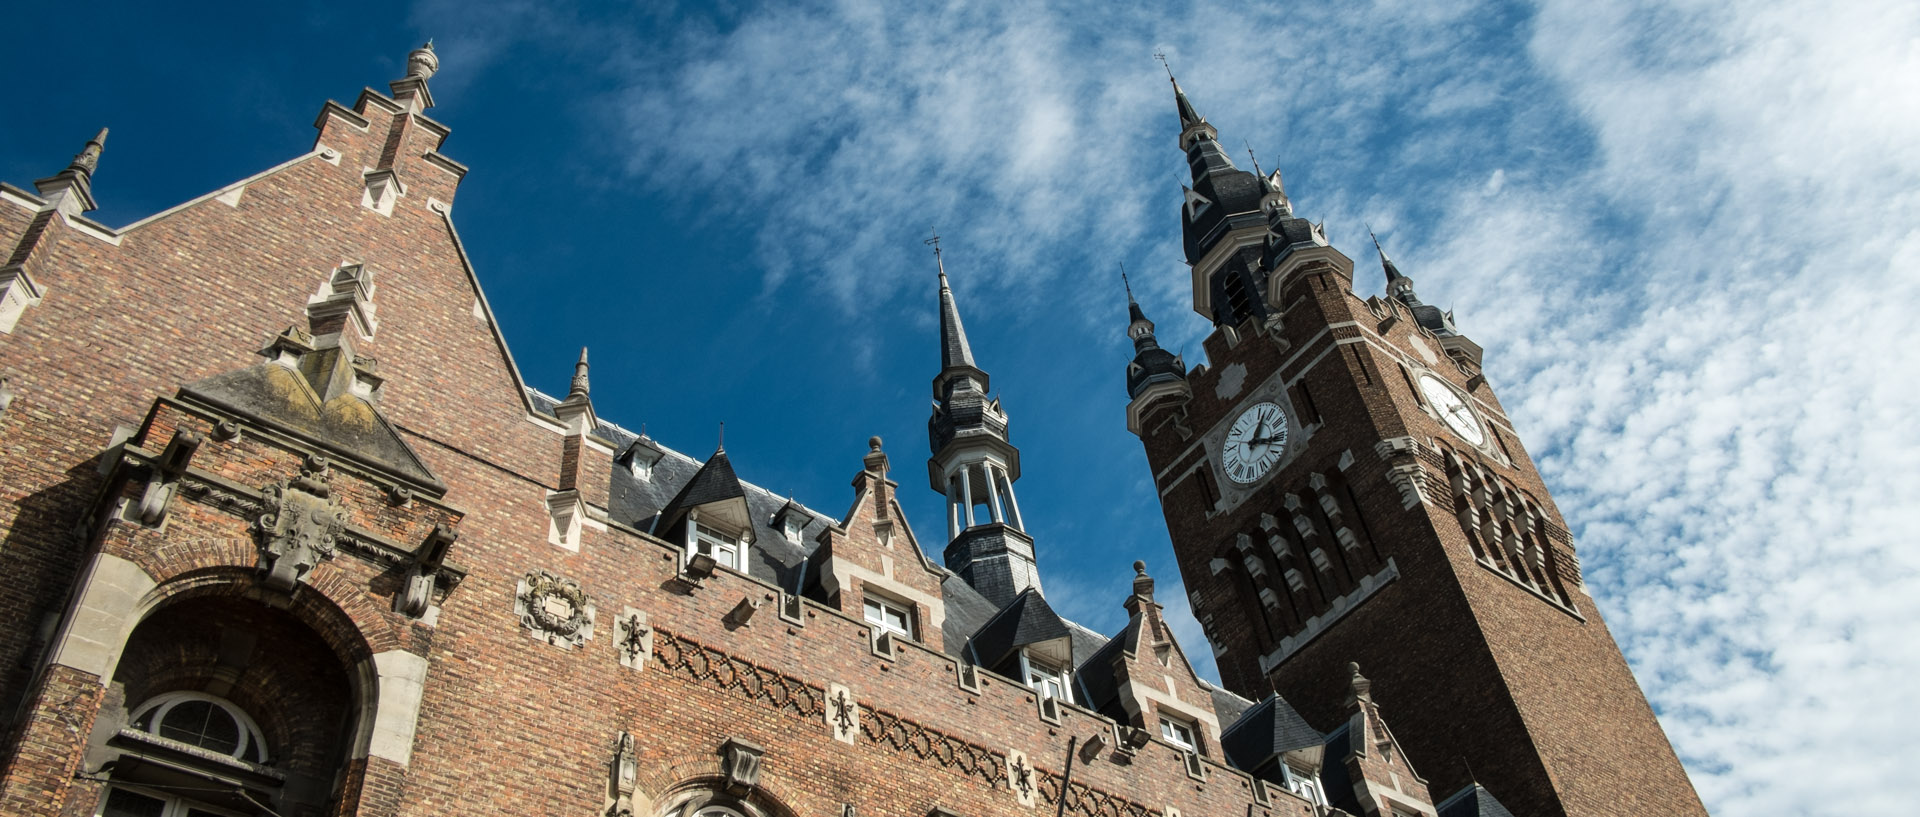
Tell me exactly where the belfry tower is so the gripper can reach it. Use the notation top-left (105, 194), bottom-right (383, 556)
top-left (927, 250), bottom-right (1036, 607)
top-left (1126, 76), bottom-right (1709, 817)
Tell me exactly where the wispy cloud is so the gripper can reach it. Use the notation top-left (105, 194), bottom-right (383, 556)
top-left (408, 0), bottom-right (1920, 812)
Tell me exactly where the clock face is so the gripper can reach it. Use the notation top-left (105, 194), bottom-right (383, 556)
top-left (1222, 402), bottom-right (1288, 484)
top-left (1417, 373), bottom-right (1485, 446)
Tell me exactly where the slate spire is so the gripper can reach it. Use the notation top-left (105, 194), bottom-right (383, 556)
top-left (1369, 229), bottom-right (1458, 336)
top-left (1371, 228), bottom-right (1415, 300)
top-left (1122, 270), bottom-right (1186, 399)
top-left (925, 240), bottom-right (1036, 608)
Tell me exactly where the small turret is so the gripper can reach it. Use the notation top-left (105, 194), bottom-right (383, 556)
top-left (1122, 271), bottom-right (1185, 399)
top-left (1370, 229), bottom-right (1458, 337)
top-left (923, 241), bottom-right (1039, 608)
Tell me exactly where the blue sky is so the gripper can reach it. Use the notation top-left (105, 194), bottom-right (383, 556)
top-left (4, 1), bottom-right (1917, 814)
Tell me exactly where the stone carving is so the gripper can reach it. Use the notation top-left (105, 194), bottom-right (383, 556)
top-left (515, 569), bottom-right (594, 648)
top-left (1006, 749), bottom-right (1037, 808)
top-left (617, 609), bottom-right (652, 671)
top-left (179, 479), bottom-right (265, 518)
top-left (827, 683), bottom-right (859, 744)
top-left (254, 454), bottom-right (350, 592)
top-left (607, 731), bottom-right (638, 817)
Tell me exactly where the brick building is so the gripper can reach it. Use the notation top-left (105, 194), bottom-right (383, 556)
top-left (0, 45), bottom-right (1705, 817)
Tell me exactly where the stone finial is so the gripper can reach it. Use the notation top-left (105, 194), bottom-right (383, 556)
top-left (406, 41), bottom-right (439, 79)
top-left (863, 435), bottom-right (889, 475)
top-left (569, 347), bottom-right (590, 398)
top-left (34, 127), bottom-right (109, 213)
top-left (1132, 560), bottom-right (1155, 599)
top-left (69, 128), bottom-right (108, 177)
top-left (1346, 661), bottom-right (1373, 706)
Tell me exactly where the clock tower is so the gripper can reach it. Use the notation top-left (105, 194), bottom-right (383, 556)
top-left (1127, 77), bottom-right (1709, 817)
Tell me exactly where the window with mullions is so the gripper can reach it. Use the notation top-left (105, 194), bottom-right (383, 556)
top-left (128, 692), bottom-right (269, 764)
top-left (1281, 764), bottom-right (1326, 806)
top-left (862, 596), bottom-right (913, 640)
top-left (693, 523), bottom-right (745, 571)
top-left (1018, 651), bottom-right (1071, 704)
top-left (1160, 716), bottom-right (1198, 751)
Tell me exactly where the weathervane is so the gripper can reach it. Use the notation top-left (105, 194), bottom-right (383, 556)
top-left (925, 229), bottom-right (945, 276)
top-left (1154, 51), bottom-right (1174, 80)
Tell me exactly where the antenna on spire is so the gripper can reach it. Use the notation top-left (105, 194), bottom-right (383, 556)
top-left (1245, 140), bottom-right (1263, 177)
top-left (1154, 51), bottom-right (1175, 81)
top-left (1121, 262), bottom-right (1136, 303)
top-left (925, 229), bottom-right (945, 277)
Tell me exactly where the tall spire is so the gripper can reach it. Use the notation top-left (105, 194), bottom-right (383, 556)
top-left (1370, 227), bottom-right (1412, 297)
top-left (930, 235), bottom-right (987, 397)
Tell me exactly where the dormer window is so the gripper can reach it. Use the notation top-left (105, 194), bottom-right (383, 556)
top-left (1160, 715), bottom-right (1198, 751)
top-left (863, 595), bottom-right (913, 640)
top-left (692, 522), bottom-right (745, 572)
top-left (1282, 764), bottom-right (1326, 806)
top-left (624, 439), bottom-right (664, 482)
top-left (1018, 651), bottom-right (1071, 703)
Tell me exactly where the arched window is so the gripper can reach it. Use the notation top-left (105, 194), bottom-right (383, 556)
top-left (129, 692), bottom-right (270, 764)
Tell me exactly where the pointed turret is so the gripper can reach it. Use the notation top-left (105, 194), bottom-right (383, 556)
top-left (934, 259), bottom-right (988, 398)
top-left (1122, 272), bottom-right (1186, 399)
top-left (34, 128), bottom-right (108, 214)
top-left (1163, 74), bottom-right (1279, 329)
top-left (925, 246), bottom-right (1037, 608)
top-left (1369, 230), bottom-right (1458, 337)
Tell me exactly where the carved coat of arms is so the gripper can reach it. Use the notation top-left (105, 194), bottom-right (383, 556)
top-left (254, 455), bottom-right (350, 592)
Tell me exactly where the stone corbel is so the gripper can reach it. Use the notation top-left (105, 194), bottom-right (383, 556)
top-left (0, 264), bottom-right (46, 334)
top-left (136, 430), bottom-right (203, 526)
top-left (721, 738), bottom-right (765, 796)
top-left (397, 524), bottom-right (456, 618)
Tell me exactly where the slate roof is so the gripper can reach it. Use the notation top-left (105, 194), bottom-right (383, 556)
top-left (1219, 695), bottom-right (1323, 773)
top-left (1436, 784), bottom-right (1518, 817)
top-left (653, 446), bottom-right (745, 526)
top-left (966, 588), bottom-right (1071, 669)
top-left (529, 387), bottom-right (1273, 774)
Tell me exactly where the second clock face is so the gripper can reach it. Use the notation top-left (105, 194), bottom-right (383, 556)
top-left (1222, 401), bottom-right (1288, 484)
top-left (1417, 373), bottom-right (1486, 446)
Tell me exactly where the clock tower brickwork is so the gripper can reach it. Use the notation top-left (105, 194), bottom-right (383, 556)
top-left (1129, 78), bottom-right (1710, 817)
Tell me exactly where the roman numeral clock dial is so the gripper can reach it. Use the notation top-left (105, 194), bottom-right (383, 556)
top-left (1221, 401), bottom-right (1288, 484)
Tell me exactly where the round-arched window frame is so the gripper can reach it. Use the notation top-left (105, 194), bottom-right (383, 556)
top-left (129, 691), bottom-right (270, 763)
top-left (661, 790), bottom-right (760, 817)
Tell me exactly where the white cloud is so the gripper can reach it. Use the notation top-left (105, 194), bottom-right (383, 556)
top-left (411, 0), bottom-right (1920, 812)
